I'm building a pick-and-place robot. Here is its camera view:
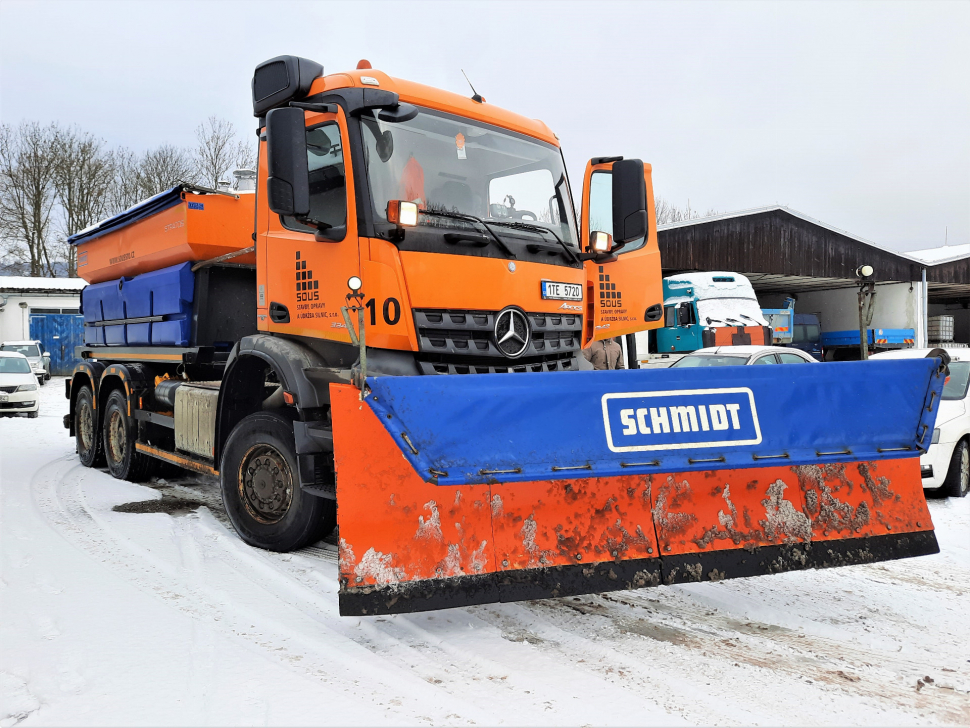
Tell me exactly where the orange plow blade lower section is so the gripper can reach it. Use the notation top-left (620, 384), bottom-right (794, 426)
top-left (330, 385), bottom-right (938, 616)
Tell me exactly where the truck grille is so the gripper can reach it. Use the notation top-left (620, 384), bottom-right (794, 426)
top-left (413, 308), bottom-right (582, 374)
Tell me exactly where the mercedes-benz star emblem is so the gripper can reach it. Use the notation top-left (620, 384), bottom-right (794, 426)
top-left (494, 307), bottom-right (530, 358)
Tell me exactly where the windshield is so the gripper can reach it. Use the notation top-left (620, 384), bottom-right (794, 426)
top-left (695, 298), bottom-right (768, 327)
top-left (943, 361), bottom-right (970, 400)
top-left (672, 355), bottom-right (748, 368)
top-left (793, 324), bottom-right (820, 343)
top-left (1, 344), bottom-right (39, 357)
top-left (0, 356), bottom-right (31, 374)
top-left (361, 107), bottom-right (578, 246)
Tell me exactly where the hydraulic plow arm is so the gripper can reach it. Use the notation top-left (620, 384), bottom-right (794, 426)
top-left (331, 357), bottom-right (947, 616)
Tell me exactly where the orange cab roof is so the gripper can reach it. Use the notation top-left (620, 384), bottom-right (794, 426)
top-left (307, 69), bottom-right (559, 147)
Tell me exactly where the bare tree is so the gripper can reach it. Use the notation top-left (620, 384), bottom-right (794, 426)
top-left (139, 144), bottom-right (195, 197)
top-left (0, 122), bottom-right (60, 276)
top-left (234, 136), bottom-right (257, 175)
top-left (52, 127), bottom-right (116, 276)
top-left (655, 196), bottom-right (717, 225)
top-left (194, 116), bottom-right (237, 187)
top-left (108, 146), bottom-right (145, 215)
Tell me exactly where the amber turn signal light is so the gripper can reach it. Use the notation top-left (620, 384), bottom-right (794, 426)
top-left (387, 200), bottom-right (418, 227)
top-left (590, 230), bottom-right (613, 253)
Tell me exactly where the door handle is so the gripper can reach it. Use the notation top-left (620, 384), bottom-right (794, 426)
top-left (269, 302), bottom-right (290, 323)
top-left (644, 303), bottom-right (662, 322)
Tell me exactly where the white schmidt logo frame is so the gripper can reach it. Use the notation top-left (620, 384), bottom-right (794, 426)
top-left (601, 387), bottom-right (762, 453)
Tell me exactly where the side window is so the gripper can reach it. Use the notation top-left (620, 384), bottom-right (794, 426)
top-left (282, 123), bottom-right (346, 233)
top-left (588, 171), bottom-right (645, 254)
top-left (778, 353), bottom-right (808, 364)
top-left (752, 355), bottom-right (778, 365)
top-left (664, 305), bottom-right (678, 327)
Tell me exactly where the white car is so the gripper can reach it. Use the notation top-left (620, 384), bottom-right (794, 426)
top-left (0, 340), bottom-right (51, 385)
top-left (669, 345), bottom-right (818, 368)
top-left (0, 351), bottom-right (40, 418)
top-left (871, 348), bottom-right (969, 498)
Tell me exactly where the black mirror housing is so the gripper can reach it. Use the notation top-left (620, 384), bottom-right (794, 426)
top-left (678, 304), bottom-right (692, 326)
top-left (265, 107), bottom-right (310, 218)
top-left (611, 158), bottom-right (648, 244)
top-left (252, 55), bottom-right (323, 118)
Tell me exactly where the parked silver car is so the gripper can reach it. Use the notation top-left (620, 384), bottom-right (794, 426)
top-left (670, 345), bottom-right (818, 368)
top-left (0, 340), bottom-right (51, 385)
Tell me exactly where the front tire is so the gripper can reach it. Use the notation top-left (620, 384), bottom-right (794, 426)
top-left (220, 412), bottom-right (336, 552)
top-left (943, 440), bottom-right (969, 498)
top-left (38, 376), bottom-right (46, 386)
top-left (75, 385), bottom-right (104, 467)
top-left (102, 389), bottom-right (152, 481)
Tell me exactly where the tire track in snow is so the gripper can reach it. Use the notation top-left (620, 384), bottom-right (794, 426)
top-left (33, 458), bottom-right (686, 725)
top-left (33, 454), bottom-right (969, 725)
top-left (32, 458), bottom-right (479, 725)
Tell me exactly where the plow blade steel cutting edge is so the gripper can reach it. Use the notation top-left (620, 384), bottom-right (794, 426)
top-left (331, 358), bottom-right (946, 616)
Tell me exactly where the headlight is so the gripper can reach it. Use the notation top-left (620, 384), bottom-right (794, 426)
top-left (16, 383), bottom-right (37, 392)
top-left (931, 428), bottom-right (940, 444)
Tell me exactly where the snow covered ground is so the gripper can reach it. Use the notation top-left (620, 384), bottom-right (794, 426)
top-left (2, 379), bottom-right (968, 726)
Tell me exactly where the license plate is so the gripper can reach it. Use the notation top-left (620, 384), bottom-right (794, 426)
top-left (0, 395), bottom-right (7, 402)
top-left (541, 281), bottom-right (583, 301)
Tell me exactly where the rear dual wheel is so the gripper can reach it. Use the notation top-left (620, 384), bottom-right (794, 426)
top-left (102, 389), bottom-right (152, 482)
top-left (221, 412), bottom-right (336, 552)
top-left (75, 385), bottom-right (104, 467)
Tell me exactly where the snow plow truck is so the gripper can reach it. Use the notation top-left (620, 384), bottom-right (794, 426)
top-left (65, 55), bottom-right (948, 616)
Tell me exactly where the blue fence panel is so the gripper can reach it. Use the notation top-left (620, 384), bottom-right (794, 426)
top-left (29, 313), bottom-right (84, 375)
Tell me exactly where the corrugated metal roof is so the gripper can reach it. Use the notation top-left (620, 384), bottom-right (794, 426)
top-left (658, 205), bottom-right (965, 269)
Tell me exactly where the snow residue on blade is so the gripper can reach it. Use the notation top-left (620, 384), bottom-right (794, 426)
top-left (652, 475), bottom-right (698, 539)
top-left (760, 479), bottom-right (812, 542)
top-left (353, 548), bottom-right (406, 586)
top-left (415, 500), bottom-right (443, 541)
top-left (468, 539), bottom-right (489, 573)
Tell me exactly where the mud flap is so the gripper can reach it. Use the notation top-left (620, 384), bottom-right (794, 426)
top-left (332, 358), bottom-right (946, 616)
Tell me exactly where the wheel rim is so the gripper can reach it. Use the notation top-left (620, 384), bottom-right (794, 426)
top-left (238, 444), bottom-right (293, 524)
top-left (78, 399), bottom-right (94, 452)
top-left (107, 409), bottom-right (126, 464)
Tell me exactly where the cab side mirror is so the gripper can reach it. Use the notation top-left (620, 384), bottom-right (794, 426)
top-left (677, 304), bottom-right (692, 326)
top-left (265, 107), bottom-right (310, 217)
top-left (611, 159), bottom-right (648, 244)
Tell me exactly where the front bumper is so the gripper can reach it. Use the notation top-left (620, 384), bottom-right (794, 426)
top-left (0, 392), bottom-right (39, 413)
top-left (920, 442), bottom-right (956, 489)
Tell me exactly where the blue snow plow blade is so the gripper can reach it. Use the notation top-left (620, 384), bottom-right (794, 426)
top-left (363, 358), bottom-right (946, 486)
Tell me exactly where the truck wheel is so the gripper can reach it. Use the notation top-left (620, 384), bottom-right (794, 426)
top-left (38, 376), bottom-right (46, 386)
top-left (75, 385), bottom-right (104, 467)
top-left (221, 412), bottom-right (336, 552)
top-left (943, 440), bottom-right (969, 498)
top-left (102, 389), bottom-right (152, 482)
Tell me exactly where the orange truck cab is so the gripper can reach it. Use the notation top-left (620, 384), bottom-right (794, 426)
top-left (253, 57), bottom-right (663, 373)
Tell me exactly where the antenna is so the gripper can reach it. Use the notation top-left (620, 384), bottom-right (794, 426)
top-left (461, 69), bottom-right (485, 103)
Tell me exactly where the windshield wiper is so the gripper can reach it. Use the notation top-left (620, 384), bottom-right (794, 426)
top-left (488, 220), bottom-right (580, 264)
top-left (419, 209), bottom-right (516, 258)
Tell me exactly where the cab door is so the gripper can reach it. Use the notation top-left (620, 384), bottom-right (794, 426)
top-left (579, 158), bottom-right (663, 344)
top-left (260, 107), bottom-right (360, 343)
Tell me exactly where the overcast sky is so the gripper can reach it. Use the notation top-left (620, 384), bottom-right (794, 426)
top-left (1, 0), bottom-right (967, 252)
